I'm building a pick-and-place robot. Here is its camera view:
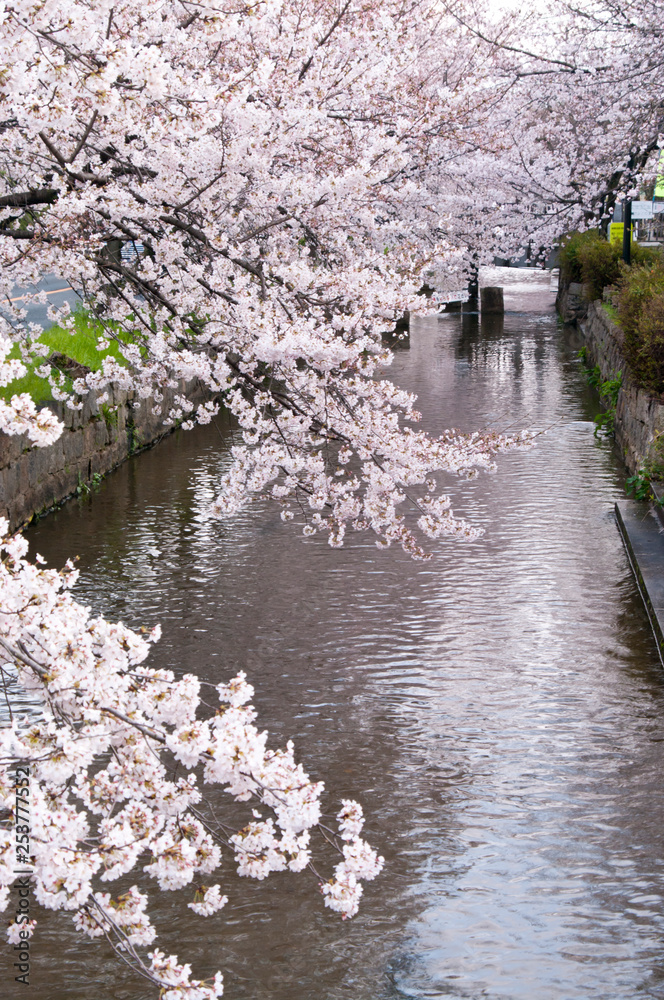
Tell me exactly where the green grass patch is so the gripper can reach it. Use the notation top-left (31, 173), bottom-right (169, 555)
top-left (1, 308), bottom-right (129, 404)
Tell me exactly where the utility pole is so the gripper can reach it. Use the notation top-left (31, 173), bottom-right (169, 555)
top-left (463, 260), bottom-right (479, 312)
top-left (622, 199), bottom-right (632, 265)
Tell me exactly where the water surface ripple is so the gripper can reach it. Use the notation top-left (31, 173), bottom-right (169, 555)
top-left (21, 293), bottom-right (664, 1000)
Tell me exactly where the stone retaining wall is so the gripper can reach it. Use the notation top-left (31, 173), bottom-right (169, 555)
top-left (578, 301), bottom-right (664, 475)
top-left (556, 281), bottom-right (589, 324)
top-left (0, 381), bottom-right (209, 531)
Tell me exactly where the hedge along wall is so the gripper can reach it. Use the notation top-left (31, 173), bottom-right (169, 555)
top-left (579, 300), bottom-right (664, 475)
top-left (0, 380), bottom-right (213, 531)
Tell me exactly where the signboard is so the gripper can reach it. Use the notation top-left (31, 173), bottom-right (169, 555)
top-left (431, 289), bottom-right (470, 305)
top-left (608, 223), bottom-right (633, 246)
top-left (630, 202), bottom-right (664, 220)
top-left (631, 202), bottom-right (654, 220)
top-left (656, 150), bottom-right (664, 199)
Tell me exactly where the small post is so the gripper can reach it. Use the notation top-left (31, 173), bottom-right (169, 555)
top-left (622, 199), bottom-right (632, 265)
top-left (480, 286), bottom-right (504, 314)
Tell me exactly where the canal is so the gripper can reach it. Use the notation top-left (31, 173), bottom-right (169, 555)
top-left (23, 272), bottom-right (664, 999)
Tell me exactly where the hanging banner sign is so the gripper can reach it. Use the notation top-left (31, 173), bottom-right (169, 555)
top-left (431, 289), bottom-right (470, 304)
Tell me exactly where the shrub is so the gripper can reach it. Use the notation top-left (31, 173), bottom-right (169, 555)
top-left (632, 244), bottom-right (663, 268)
top-left (577, 237), bottom-right (621, 300)
top-left (559, 229), bottom-right (603, 283)
top-left (559, 230), bottom-right (661, 302)
top-left (617, 257), bottom-right (664, 392)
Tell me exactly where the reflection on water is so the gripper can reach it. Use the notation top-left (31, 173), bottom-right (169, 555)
top-left (14, 292), bottom-right (664, 1000)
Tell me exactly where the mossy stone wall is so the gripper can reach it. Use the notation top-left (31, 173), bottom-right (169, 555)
top-left (0, 381), bottom-right (211, 530)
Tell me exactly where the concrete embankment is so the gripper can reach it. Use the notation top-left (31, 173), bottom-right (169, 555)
top-left (0, 381), bottom-right (211, 531)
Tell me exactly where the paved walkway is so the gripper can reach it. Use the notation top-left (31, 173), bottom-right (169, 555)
top-left (615, 497), bottom-right (664, 665)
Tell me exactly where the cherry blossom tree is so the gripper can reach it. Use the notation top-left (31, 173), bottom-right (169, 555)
top-left (0, 2), bottom-right (540, 996)
top-left (556, 0), bottom-right (664, 215)
top-left (0, 0), bottom-right (531, 557)
top-left (0, 520), bottom-right (383, 996)
top-left (435, 0), bottom-right (664, 255)
top-left (4, 0), bottom-right (660, 992)
top-left (5, 0), bottom-right (660, 993)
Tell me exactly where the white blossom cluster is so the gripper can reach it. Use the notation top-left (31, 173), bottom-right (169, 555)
top-left (0, 523), bottom-right (382, 996)
top-left (0, 334), bottom-right (63, 444)
top-left (320, 801), bottom-right (384, 919)
top-left (0, 0), bottom-right (539, 559)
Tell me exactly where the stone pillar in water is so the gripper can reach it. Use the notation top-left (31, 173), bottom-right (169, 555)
top-left (481, 286), bottom-right (504, 314)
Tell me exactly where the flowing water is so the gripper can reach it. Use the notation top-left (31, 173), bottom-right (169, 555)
top-left (15, 272), bottom-right (664, 999)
